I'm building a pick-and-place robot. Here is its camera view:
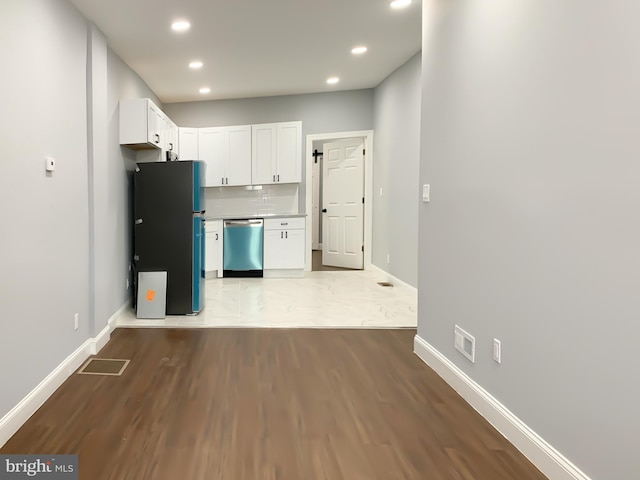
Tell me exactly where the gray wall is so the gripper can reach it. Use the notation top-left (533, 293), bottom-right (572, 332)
top-left (0, 0), bottom-right (159, 422)
top-left (104, 47), bottom-right (163, 332)
top-left (164, 90), bottom-right (374, 213)
top-left (0, 0), bottom-right (90, 417)
top-left (373, 53), bottom-right (421, 287)
top-left (418, 1), bottom-right (640, 479)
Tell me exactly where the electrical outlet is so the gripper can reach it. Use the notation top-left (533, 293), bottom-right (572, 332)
top-left (493, 339), bottom-right (502, 364)
top-left (454, 325), bottom-right (475, 363)
top-left (386, 253), bottom-right (390, 263)
top-left (74, 313), bottom-right (79, 331)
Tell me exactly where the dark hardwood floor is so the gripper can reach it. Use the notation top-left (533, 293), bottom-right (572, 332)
top-left (1, 329), bottom-right (546, 480)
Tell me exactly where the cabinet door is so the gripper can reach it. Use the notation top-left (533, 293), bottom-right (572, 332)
top-left (179, 128), bottom-right (199, 160)
top-left (205, 229), bottom-right (217, 272)
top-left (264, 228), bottom-right (305, 270)
top-left (263, 229), bottom-right (284, 270)
top-left (205, 221), bottom-right (223, 274)
top-left (166, 120), bottom-right (178, 154)
top-left (199, 128), bottom-right (226, 187)
top-left (226, 125), bottom-right (252, 186)
top-left (282, 229), bottom-right (305, 269)
top-left (251, 124), bottom-right (277, 185)
top-left (276, 122), bottom-right (302, 183)
top-left (147, 102), bottom-right (163, 147)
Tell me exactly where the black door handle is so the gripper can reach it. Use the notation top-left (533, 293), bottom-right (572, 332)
top-left (322, 209), bottom-right (327, 213)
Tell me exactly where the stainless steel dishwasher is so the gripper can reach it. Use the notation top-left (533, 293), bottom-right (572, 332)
top-left (223, 219), bottom-right (264, 277)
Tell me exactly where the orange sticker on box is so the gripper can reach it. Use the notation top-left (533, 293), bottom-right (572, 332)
top-left (146, 290), bottom-right (155, 301)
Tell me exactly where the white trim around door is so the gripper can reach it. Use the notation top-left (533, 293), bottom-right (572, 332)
top-left (305, 130), bottom-right (374, 272)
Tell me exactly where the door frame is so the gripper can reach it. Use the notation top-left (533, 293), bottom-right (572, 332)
top-left (305, 130), bottom-right (374, 272)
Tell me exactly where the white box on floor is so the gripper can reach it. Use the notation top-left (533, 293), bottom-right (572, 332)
top-left (136, 271), bottom-right (167, 319)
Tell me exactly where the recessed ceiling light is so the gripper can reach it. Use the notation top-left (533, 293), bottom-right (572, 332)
top-left (199, 87), bottom-right (211, 94)
top-left (390, 0), bottom-right (411, 9)
top-left (326, 77), bottom-right (340, 85)
top-left (171, 20), bottom-right (191, 32)
top-left (351, 46), bottom-right (368, 55)
top-left (189, 61), bottom-right (203, 69)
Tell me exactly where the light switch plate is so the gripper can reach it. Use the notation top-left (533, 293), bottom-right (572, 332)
top-left (45, 156), bottom-right (56, 172)
top-left (422, 184), bottom-right (430, 202)
top-left (493, 338), bottom-right (502, 364)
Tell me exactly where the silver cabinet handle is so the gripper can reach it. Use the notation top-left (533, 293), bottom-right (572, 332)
top-left (281, 231), bottom-right (283, 239)
top-left (277, 174), bottom-right (280, 182)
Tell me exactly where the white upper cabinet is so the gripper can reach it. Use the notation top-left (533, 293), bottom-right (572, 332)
top-left (165, 118), bottom-right (178, 155)
top-left (276, 122), bottom-right (302, 183)
top-left (226, 125), bottom-right (252, 186)
top-left (120, 98), bottom-right (178, 155)
top-left (198, 128), bottom-right (226, 187)
top-left (252, 124), bottom-right (277, 184)
top-left (121, 99), bottom-right (300, 177)
top-left (252, 121), bottom-right (301, 185)
top-left (179, 128), bottom-right (199, 160)
top-left (120, 98), bottom-right (162, 149)
top-left (198, 126), bottom-right (251, 187)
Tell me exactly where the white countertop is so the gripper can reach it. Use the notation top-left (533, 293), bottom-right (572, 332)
top-left (205, 213), bottom-right (306, 221)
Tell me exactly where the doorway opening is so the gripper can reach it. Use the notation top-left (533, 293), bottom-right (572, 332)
top-left (304, 130), bottom-right (374, 272)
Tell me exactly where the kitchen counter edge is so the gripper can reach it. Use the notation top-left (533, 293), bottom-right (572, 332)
top-left (204, 214), bottom-right (307, 221)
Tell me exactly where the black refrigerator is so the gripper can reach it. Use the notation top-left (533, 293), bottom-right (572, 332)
top-left (133, 161), bottom-right (206, 315)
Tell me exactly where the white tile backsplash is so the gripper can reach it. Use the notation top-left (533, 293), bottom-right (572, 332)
top-left (204, 183), bottom-right (299, 217)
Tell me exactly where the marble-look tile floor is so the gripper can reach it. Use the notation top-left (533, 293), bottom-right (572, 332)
top-left (116, 269), bottom-right (417, 328)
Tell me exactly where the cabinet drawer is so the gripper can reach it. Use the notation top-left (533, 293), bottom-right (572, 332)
top-left (264, 217), bottom-right (305, 230)
top-left (205, 220), bottom-right (222, 233)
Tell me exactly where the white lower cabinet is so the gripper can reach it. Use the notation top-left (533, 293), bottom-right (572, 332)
top-left (205, 220), bottom-right (223, 277)
top-left (263, 217), bottom-right (305, 274)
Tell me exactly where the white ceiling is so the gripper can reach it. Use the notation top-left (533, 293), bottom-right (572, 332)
top-left (70, 0), bottom-right (422, 104)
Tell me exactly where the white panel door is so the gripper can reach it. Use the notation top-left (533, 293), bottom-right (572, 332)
top-left (178, 128), bottom-right (199, 160)
top-left (276, 122), bottom-right (301, 183)
top-left (226, 125), bottom-right (252, 186)
top-left (198, 128), bottom-right (225, 187)
top-left (322, 138), bottom-right (364, 269)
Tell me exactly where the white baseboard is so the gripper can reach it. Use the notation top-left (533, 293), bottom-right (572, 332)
top-left (0, 300), bottom-right (128, 448)
top-left (367, 264), bottom-right (417, 295)
top-left (0, 339), bottom-right (91, 448)
top-left (413, 335), bottom-right (591, 480)
top-left (91, 300), bottom-right (128, 354)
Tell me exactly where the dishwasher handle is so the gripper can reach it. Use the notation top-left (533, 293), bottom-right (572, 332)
top-left (224, 219), bottom-right (264, 227)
